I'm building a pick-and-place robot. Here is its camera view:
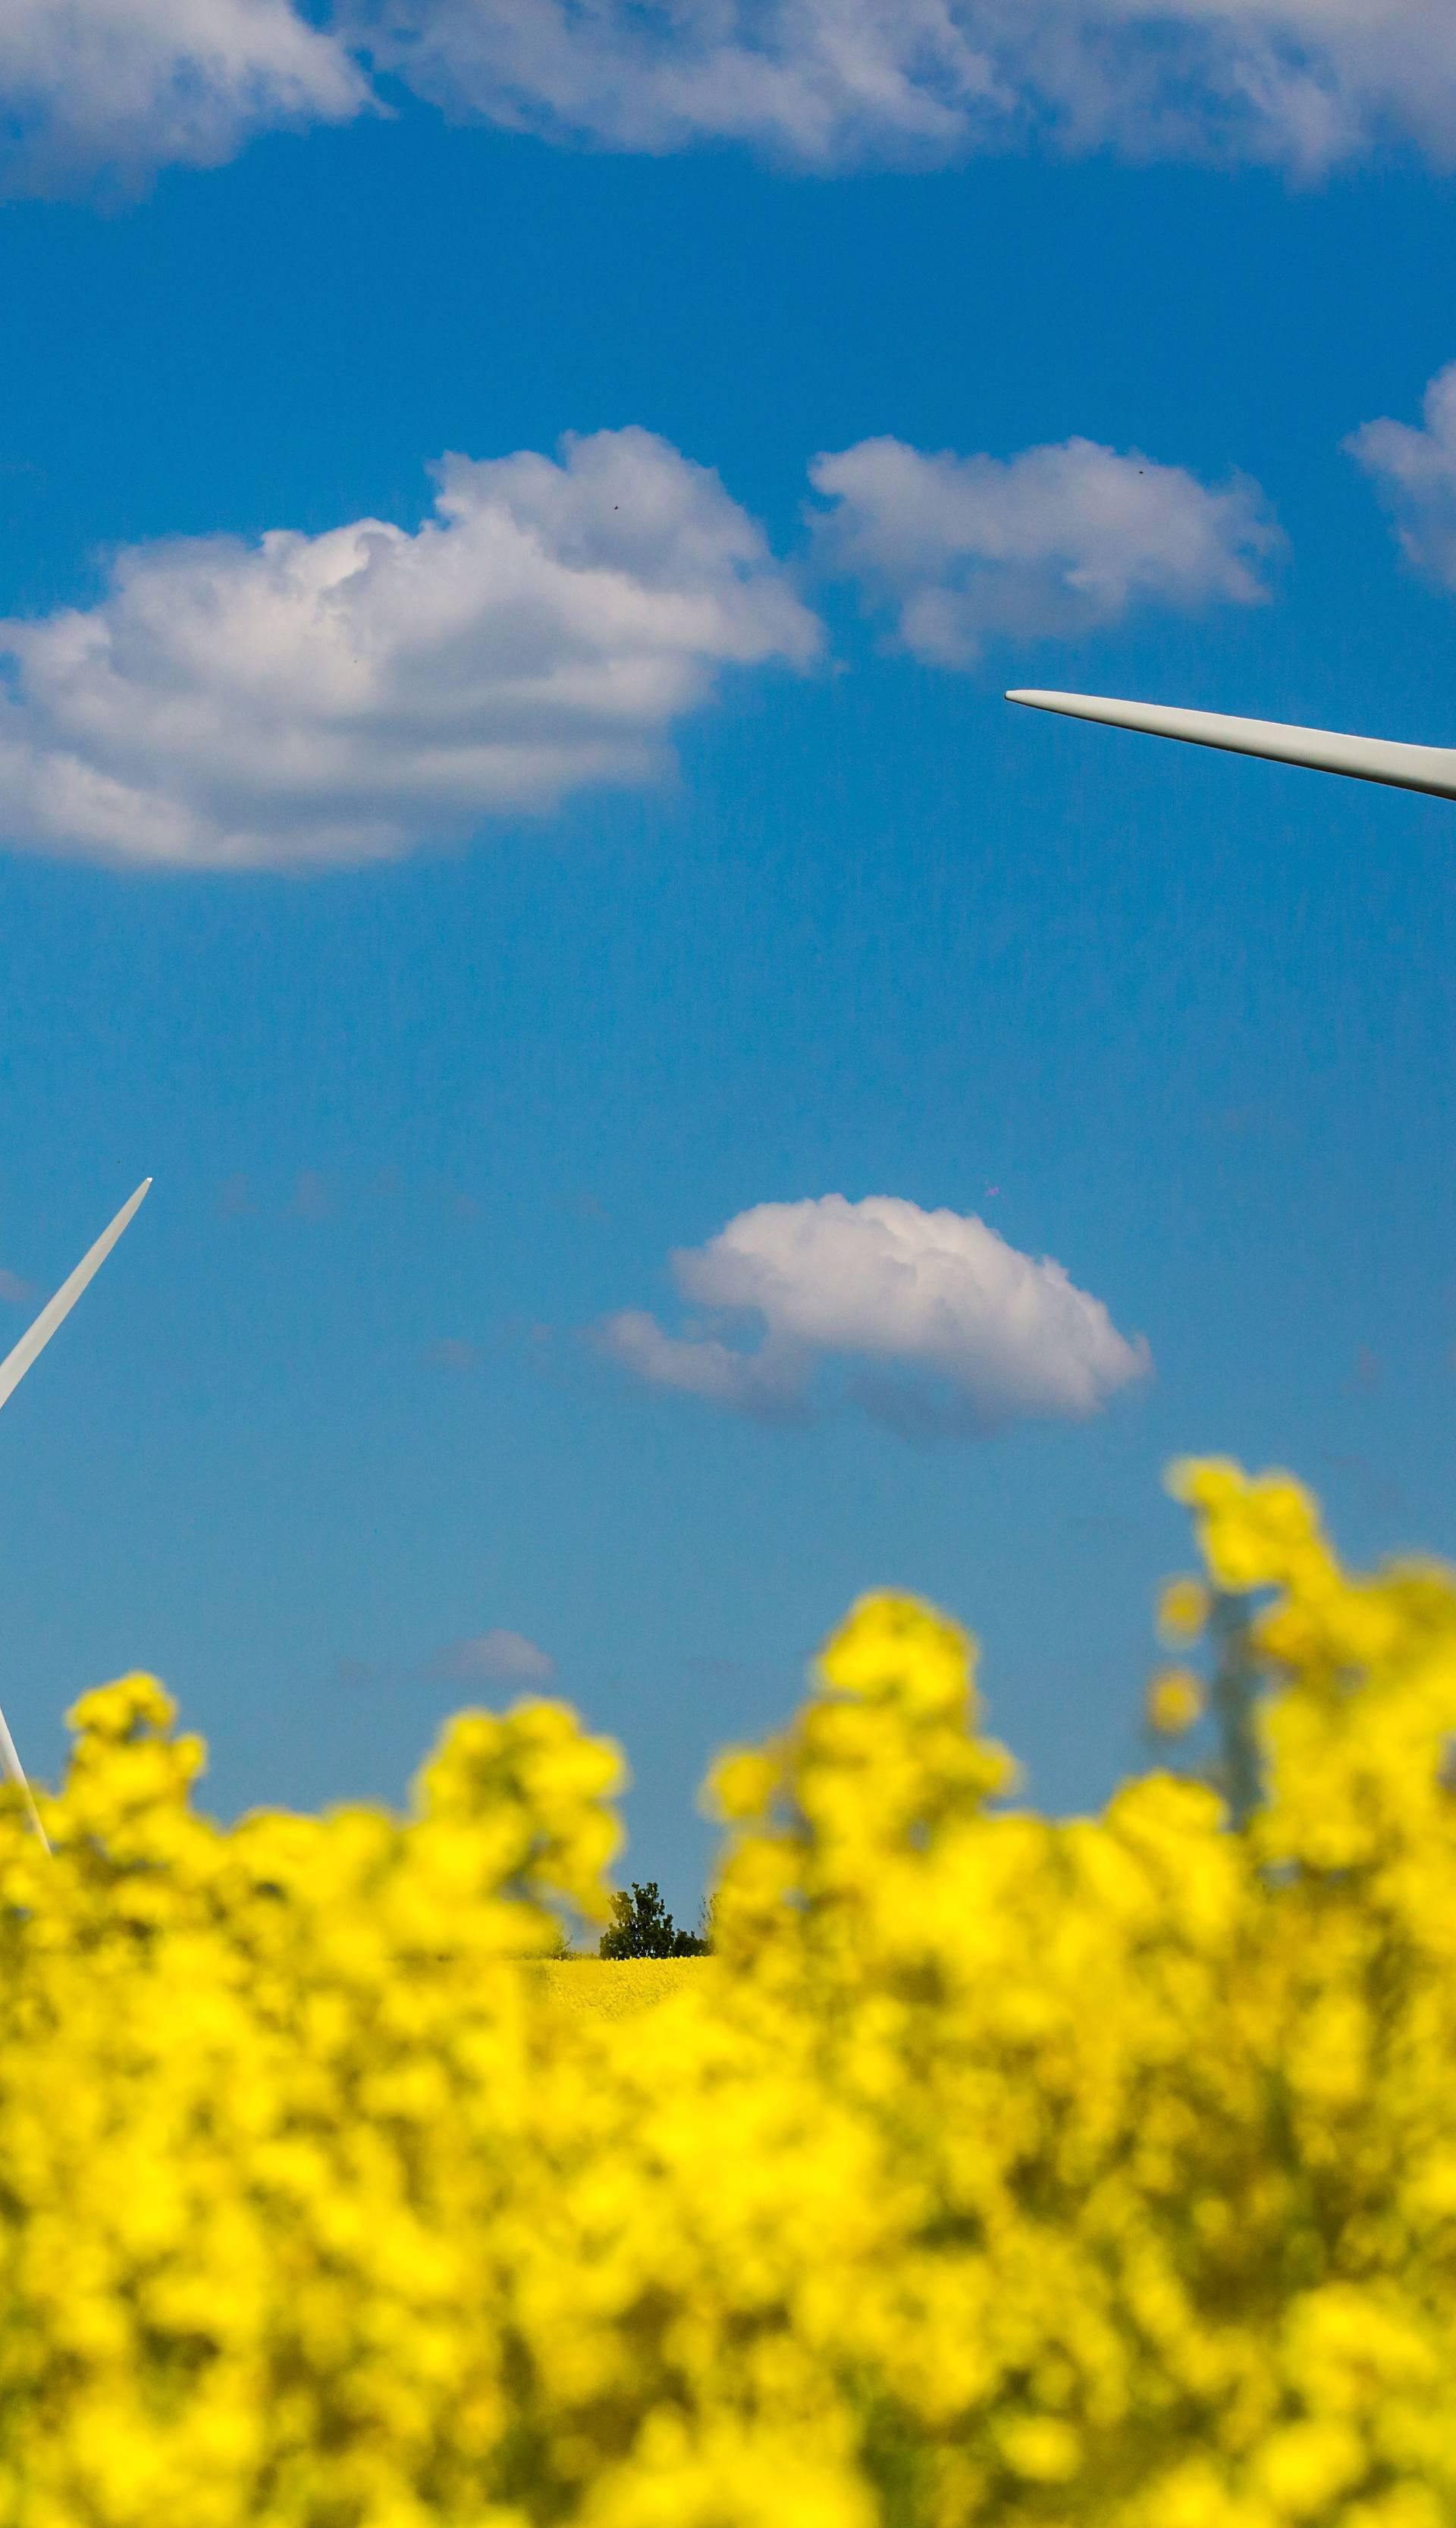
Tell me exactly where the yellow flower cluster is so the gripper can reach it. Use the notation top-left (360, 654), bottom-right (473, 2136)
top-left (4, 1458), bottom-right (1456, 2528)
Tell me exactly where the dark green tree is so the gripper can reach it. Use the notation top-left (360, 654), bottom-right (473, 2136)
top-left (598, 1881), bottom-right (708, 1958)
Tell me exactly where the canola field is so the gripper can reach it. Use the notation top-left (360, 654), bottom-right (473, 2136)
top-left (531, 1955), bottom-right (714, 2018)
top-left (1, 1456), bottom-right (1454, 2528)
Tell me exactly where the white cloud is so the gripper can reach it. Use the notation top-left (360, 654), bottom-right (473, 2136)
top-left (428, 1630), bottom-right (557, 1685)
top-left (0, 429), bottom-right (817, 871)
top-left (1346, 363), bottom-right (1456, 589)
top-left (340, 0), bottom-right (1456, 176)
top-left (598, 1310), bottom-right (808, 1419)
top-left (598, 1194), bottom-right (1150, 1437)
top-left (338, 1628), bottom-right (558, 1692)
top-left (11, 0), bottom-right (1456, 192)
top-left (0, 0), bottom-right (366, 198)
top-left (809, 435), bottom-right (1279, 665)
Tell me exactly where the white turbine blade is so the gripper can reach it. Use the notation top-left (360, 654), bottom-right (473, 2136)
top-left (0, 1705), bottom-right (49, 1854)
top-left (0, 1179), bottom-right (151, 1418)
top-left (0, 1176), bottom-right (151, 1854)
top-left (1006, 689), bottom-right (1456, 802)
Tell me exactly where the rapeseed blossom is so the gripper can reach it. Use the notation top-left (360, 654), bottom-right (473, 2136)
top-left (2, 1459), bottom-right (1455, 2526)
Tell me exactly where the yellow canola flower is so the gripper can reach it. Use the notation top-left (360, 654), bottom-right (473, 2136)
top-left (1157, 1577), bottom-right (1211, 1645)
top-left (0, 1461), bottom-right (1455, 2526)
top-left (818, 1592), bottom-right (974, 1717)
top-left (1147, 1667), bottom-right (1204, 1735)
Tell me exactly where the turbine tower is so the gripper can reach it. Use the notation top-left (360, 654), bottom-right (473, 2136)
top-left (1006, 689), bottom-right (1456, 802)
top-left (0, 1179), bottom-right (152, 1849)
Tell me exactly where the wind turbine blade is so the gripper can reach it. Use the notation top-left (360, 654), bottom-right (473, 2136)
top-left (1006, 689), bottom-right (1456, 802)
top-left (0, 1179), bottom-right (152, 1419)
top-left (0, 1176), bottom-right (151, 1854)
top-left (0, 1705), bottom-right (49, 1854)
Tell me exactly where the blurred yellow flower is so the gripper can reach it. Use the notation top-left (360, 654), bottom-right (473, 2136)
top-left (0, 1457), bottom-right (1448, 2528)
top-left (1147, 1666), bottom-right (1205, 1734)
top-left (1157, 1576), bottom-right (1211, 1644)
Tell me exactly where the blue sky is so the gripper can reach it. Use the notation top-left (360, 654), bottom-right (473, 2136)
top-left (2, 8), bottom-right (1456, 1913)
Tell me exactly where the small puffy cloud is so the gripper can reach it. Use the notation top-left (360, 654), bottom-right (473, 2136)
top-left (0, 0), bottom-right (366, 199)
top-left (1347, 363), bottom-right (1456, 587)
top-left (0, 1268), bottom-right (33, 1307)
top-left (0, 429), bottom-right (817, 872)
top-left (598, 1194), bottom-right (1150, 1437)
top-left (340, 0), bottom-right (1456, 177)
top-left (809, 435), bottom-right (1280, 665)
top-left (335, 1628), bottom-right (557, 1693)
top-left (428, 1630), bottom-right (557, 1686)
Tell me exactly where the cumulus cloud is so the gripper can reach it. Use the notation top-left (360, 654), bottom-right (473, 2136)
top-left (427, 1630), bottom-right (557, 1685)
top-left (0, 0), bottom-right (366, 198)
top-left (340, 0), bottom-right (1456, 177)
top-left (598, 1194), bottom-right (1150, 1437)
top-left (15, 0), bottom-right (1456, 193)
top-left (0, 429), bottom-right (817, 872)
top-left (1347, 363), bottom-right (1456, 588)
top-left (809, 434), bottom-right (1279, 665)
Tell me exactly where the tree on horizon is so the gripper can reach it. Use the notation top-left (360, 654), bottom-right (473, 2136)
top-left (598, 1881), bottom-right (708, 1958)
